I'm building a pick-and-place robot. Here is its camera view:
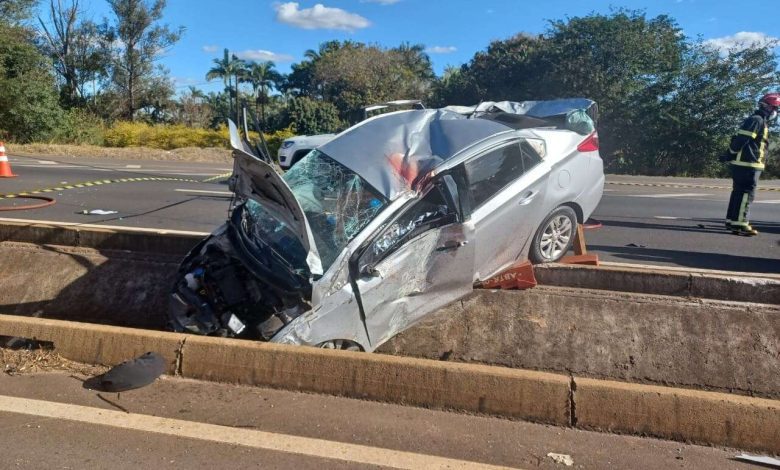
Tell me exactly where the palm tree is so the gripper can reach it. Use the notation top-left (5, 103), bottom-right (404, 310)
top-left (241, 61), bottom-right (282, 129)
top-left (206, 49), bottom-right (245, 123)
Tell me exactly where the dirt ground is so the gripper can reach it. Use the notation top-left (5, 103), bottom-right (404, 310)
top-left (1, 347), bottom-right (107, 377)
top-left (7, 143), bottom-right (232, 163)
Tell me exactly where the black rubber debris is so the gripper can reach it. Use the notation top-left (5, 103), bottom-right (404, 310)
top-left (626, 243), bottom-right (647, 248)
top-left (84, 352), bottom-right (167, 392)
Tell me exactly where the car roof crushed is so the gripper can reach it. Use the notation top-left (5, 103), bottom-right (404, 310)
top-left (318, 99), bottom-right (597, 201)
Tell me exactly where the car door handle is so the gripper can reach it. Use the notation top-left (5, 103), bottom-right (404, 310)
top-left (437, 240), bottom-right (468, 252)
top-left (518, 191), bottom-right (537, 205)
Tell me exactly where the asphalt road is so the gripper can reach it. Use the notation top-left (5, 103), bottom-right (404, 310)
top-left (0, 372), bottom-right (760, 469)
top-left (1, 154), bottom-right (779, 274)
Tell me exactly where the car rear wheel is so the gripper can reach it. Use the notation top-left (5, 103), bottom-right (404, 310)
top-left (529, 206), bottom-right (577, 264)
top-left (317, 339), bottom-right (363, 351)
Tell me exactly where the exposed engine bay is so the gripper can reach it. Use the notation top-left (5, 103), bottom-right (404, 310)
top-left (169, 205), bottom-right (312, 340)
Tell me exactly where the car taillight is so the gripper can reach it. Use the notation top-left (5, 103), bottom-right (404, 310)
top-left (577, 132), bottom-right (599, 152)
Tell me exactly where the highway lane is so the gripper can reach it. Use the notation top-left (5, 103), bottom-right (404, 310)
top-left (0, 372), bottom-right (759, 469)
top-left (588, 177), bottom-right (780, 273)
top-left (1, 155), bottom-right (779, 273)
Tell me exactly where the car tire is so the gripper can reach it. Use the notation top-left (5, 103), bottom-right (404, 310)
top-left (529, 206), bottom-right (577, 264)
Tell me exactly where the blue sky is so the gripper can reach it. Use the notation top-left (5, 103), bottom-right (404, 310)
top-left (60, 0), bottom-right (779, 93)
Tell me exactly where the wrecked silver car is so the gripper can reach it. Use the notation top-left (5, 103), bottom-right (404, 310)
top-left (169, 99), bottom-right (604, 351)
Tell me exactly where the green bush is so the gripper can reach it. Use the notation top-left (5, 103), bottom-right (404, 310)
top-left (53, 109), bottom-right (105, 145)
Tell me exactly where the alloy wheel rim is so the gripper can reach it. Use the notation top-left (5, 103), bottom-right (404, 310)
top-left (539, 215), bottom-right (573, 261)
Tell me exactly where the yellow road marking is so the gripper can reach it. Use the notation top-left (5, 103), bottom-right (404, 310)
top-left (0, 395), bottom-right (518, 470)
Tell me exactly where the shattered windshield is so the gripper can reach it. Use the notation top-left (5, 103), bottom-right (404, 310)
top-left (283, 150), bottom-right (389, 271)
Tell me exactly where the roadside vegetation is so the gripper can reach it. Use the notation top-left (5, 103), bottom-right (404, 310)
top-left (0, 1), bottom-right (778, 175)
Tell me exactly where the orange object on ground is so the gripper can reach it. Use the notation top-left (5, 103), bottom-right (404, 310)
top-left (0, 142), bottom-right (16, 178)
top-left (560, 254), bottom-right (600, 266)
top-left (477, 261), bottom-right (537, 290)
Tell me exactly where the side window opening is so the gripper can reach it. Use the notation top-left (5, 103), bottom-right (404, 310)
top-left (466, 142), bottom-right (524, 208)
top-left (520, 140), bottom-right (542, 172)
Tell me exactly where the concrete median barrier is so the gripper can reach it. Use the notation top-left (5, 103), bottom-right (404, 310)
top-left (379, 287), bottom-right (780, 399)
top-left (0, 218), bottom-right (204, 255)
top-left (535, 262), bottom-right (780, 304)
top-left (574, 377), bottom-right (780, 454)
top-left (1, 314), bottom-right (778, 454)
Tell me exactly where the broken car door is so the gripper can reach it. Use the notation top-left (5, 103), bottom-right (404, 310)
top-left (353, 175), bottom-right (475, 349)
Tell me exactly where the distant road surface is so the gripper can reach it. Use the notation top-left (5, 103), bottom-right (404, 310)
top-left (1, 154), bottom-right (778, 274)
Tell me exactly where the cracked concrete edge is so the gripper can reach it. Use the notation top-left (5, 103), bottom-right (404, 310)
top-left (2, 313), bottom-right (779, 453)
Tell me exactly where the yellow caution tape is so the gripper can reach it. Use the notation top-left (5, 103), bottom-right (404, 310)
top-left (0, 174), bottom-right (226, 200)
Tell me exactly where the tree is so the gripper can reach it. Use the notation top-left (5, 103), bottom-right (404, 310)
top-left (173, 86), bottom-right (211, 128)
top-left (205, 48), bottom-right (244, 124)
top-left (38, 0), bottom-right (108, 107)
top-left (431, 9), bottom-right (779, 176)
top-left (105, 0), bottom-right (183, 120)
top-left (0, 23), bottom-right (65, 142)
top-left (0, 0), bottom-right (37, 24)
top-left (241, 60), bottom-right (282, 128)
top-left (293, 41), bottom-right (436, 120)
top-left (283, 96), bottom-right (342, 135)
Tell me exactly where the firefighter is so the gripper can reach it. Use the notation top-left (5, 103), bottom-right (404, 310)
top-left (723, 93), bottom-right (779, 236)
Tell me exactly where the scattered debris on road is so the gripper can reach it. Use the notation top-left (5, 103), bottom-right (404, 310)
top-left (626, 243), bottom-right (647, 248)
top-left (79, 209), bottom-right (118, 215)
top-left (547, 452), bottom-right (574, 466)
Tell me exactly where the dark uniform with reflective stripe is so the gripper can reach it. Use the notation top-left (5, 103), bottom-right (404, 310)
top-left (725, 112), bottom-right (769, 229)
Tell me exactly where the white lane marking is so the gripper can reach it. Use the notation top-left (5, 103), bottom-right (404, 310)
top-left (9, 164), bottom-right (112, 171)
top-left (175, 188), bottom-right (232, 196)
top-left (625, 193), bottom-right (713, 199)
top-left (125, 164), bottom-right (142, 169)
top-left (653, 216), bottom-right (682, 220)
top-left (754, 200), bottom-right (780, 204)
top-left (0, 396), bottom-right (517, 470)
top-left (0, 217), bottom-right (210, 236)
top-left (37, 160), bottom-right (57, 165)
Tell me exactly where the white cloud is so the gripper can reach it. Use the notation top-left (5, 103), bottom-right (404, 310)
top-left (235, 49), bottom-right (294, 62)
top-left (202, 45), bottom-right (219, 53)
top-left (275, 2), bottom-right (371, 31)
top-left (703, 31), bottom-right (779, 54)
top-left (360, 0), bottom-right (400, 4)
top-left (425, 46), bottom-right (457, 54)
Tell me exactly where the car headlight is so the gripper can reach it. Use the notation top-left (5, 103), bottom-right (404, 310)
top-left (281, 141), bottom-right (295, 149)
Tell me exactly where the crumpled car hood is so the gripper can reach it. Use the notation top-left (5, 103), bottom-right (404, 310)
top-left (229, 120), bottom-right (323, 275)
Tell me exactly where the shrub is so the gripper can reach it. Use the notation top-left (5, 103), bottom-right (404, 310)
top-left (102, 122), bottom-right (285, 153)
top-left (53, 109), bottom-right (105, 145)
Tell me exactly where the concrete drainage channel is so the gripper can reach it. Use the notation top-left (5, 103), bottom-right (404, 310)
top-left (0, 220), bottom-right (778, 454)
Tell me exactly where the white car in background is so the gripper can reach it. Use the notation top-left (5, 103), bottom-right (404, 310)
top-left (277, 134), bottom-right (336, 170)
